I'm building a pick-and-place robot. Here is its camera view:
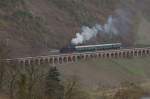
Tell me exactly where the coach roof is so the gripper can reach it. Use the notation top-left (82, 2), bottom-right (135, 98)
top-left (75, 43), bottom-right (122, 49)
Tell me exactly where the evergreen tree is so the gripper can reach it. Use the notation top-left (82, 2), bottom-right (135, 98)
top-left (45, 66), bottom-right (64, 99)
top-left (0, 41), bottom-right (10, 90)
top-left (17, 74), bottom-right (28, 99)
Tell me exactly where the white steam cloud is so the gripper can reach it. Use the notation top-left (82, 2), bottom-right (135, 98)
top-left (71, 0), bottom-right (138, 45)
top-left (71, 16), bottom-right (118, 45)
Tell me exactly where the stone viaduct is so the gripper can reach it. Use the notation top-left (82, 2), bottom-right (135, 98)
top-left (2, 47), bottom-right (150, 66)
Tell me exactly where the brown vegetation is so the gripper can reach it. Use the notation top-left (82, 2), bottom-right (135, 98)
top-left (113, 82), bottom-right (144, 99)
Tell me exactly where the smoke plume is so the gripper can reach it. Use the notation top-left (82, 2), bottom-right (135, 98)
top-left (71, 16), bottom-right (117, 45)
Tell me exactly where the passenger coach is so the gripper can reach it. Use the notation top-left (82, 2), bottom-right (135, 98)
top-left (60, 43), bottom-right (122, 53)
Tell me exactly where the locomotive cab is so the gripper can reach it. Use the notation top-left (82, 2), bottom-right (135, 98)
top-left (59, 44), bottom-right (76, 53)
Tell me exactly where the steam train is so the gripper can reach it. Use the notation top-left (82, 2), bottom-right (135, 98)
top-left (60, 43), bottom-right (122, 53)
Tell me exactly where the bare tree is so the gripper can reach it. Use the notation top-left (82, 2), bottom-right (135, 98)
top-left (63, 75), bottom-right (90, 99)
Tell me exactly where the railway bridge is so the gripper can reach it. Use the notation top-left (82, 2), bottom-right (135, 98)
top-left (2, 47), bottom-right (150, 66)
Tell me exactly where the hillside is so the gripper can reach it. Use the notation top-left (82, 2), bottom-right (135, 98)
top-left (1, 0), bottom-right (150, 57)
top-left (136, 16), bottom-right (150, 45)
top-left (0, 0), bottom-right (120, 57)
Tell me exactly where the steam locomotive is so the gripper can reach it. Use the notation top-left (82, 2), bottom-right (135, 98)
top-left (60, 43), bottom-right (122, 53)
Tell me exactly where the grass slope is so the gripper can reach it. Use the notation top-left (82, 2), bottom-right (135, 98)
top-left (58, 56), bottom-right (150, 88)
